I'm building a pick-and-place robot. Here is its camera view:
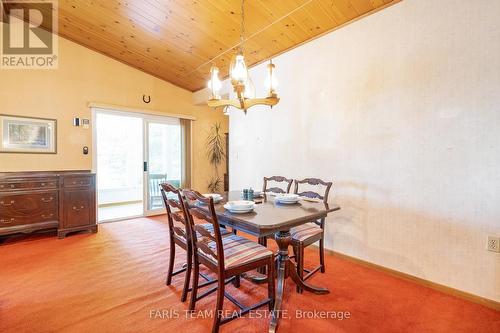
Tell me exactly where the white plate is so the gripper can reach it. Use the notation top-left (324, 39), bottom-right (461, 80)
top-left (223, 203), bottom-right (254, 213)
top-left (276, 197), bottom-right (299, 201)
top-left (226, 206), bottom-right (255, 212)
top-left (276, 200), bottom-right (298, 205)
top-left (226, 200), bottom-right (255, 209)
top-left (276, 194), bottom-right (299, 201)
top-left (276, 194), bottom-right (299, 200)
top-left (202, 193), bottom-right (223, 203)
top-left (275, 194), bottom-right (299, 204)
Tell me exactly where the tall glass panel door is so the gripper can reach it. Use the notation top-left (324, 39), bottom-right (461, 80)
top-left (95, 112), bottom-right (144, 221)
top-left (145, 118), bottom-right (182, 213)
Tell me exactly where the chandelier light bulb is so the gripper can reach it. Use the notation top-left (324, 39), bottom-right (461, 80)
top-left (244, 77), bottom-right (256, 99)
top-left (207, 66), bottom-right (222, 99)
top-left (265, 75), bottom-right (278, 91)
top-left (265, 60), bottom-right (278, 96)
top-left (230, 54), bottom-right (248, 84)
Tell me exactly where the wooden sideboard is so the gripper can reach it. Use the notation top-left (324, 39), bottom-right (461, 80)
top-left (0, 171), bottom-right (97, 239)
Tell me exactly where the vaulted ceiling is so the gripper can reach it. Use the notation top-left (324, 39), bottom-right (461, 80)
top-left (3, 0), bottom-right (400, 91)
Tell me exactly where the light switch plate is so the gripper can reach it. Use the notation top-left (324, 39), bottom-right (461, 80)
top-left (487, 236), bottom-right (500, 253)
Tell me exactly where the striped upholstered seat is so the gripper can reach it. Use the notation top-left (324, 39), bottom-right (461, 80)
top-left (291, 222), bottom-right (323, 242)
top-left (200, 234), bottom-right (273, 269)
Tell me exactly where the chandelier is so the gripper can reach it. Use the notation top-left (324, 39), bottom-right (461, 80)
top-left (206, 0), bottom-right (279, 113)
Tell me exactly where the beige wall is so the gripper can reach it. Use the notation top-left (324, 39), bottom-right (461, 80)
top-left (228, 0), bottom-right (500, 301)
top-left (0, 35), bottom-right (228, 192)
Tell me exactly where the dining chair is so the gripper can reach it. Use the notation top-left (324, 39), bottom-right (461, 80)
top-left (291, 178), bottom-right (332, 293)
top-left (259, 176), bottom-right (294, 250)
top-left (262, 176), bottom-right (293, 194)
top-left (183, 189), bottom-right (275, 333)
top-left (160, 183), bottom-right (231, 302)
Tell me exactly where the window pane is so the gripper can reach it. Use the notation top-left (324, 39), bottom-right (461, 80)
top-left (96, 113), bottom-right (143, 220)
top-left (148, 122), bottom-right (182, 210)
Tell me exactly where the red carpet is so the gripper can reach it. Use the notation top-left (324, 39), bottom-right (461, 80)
top-left (0, 216), bottom-right (498, 333)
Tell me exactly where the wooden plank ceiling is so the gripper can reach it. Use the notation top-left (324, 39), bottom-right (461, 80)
top-left (3, 0), bottom-right (399, 91)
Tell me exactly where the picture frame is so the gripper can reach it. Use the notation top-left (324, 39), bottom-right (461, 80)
top-left (0, 115), bottom-right (57, 154)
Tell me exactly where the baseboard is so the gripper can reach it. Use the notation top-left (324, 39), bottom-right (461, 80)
top-left (98, 200), bottom-right (142, 208)
top-left (318, 247), bottom-right (500, 311)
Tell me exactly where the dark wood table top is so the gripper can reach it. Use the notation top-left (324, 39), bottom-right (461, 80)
top-left (200, 191), bottom-right (340, 237)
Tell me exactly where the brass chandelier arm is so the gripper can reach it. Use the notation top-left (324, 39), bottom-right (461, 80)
top-left (207, 97), bottom-right (279, 111)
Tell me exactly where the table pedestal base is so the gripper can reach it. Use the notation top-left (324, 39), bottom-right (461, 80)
top-left (269, 230), bottom-right (329, 333)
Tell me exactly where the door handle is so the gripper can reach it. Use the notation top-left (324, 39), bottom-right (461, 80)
top-left (144, 161), bottom-right (148, 172)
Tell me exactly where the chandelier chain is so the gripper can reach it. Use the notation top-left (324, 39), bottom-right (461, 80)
top-left (240, 0), bottom-right (245, 51)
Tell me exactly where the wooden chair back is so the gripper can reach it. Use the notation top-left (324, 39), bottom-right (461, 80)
top-left (160, 183), bottom-right (190, 243)
top-left (294, 178), bottom-right (332, 204)
top-left (263, 176), bottom-right (293, 194)
top-left (182, 189), bottom-right (225, 272)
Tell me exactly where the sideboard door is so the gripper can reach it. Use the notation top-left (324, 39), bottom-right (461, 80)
top-left (58, 174), bottom-right (97, 238)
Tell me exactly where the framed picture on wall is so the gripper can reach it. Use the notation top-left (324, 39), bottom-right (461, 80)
top-left (0, 115), bottom-right (57, 154)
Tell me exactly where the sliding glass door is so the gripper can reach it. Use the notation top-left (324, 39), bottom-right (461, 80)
top-left (94, 109), bottom-right (184, 222)
top-left (95, 112), bottom-right (144, 221)
top-left (144, 119), bottom-right (182, 214)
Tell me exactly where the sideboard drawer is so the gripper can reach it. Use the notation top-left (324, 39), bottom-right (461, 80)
top-left (32, 179), bottom-right (59, 189)
top-left (0, 192), bottom-right (58, 228)
top-left (0, 207), bottom-right (58, 227)
top-left (0, 178), bottom-right (59, 192)
top-left (0, 191), bottom-right (58, 215)
top-left (0, 182), bottom-right (20, 191)
top-left (63, 176), bottom-right (94, 188)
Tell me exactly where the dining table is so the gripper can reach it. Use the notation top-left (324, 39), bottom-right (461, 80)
top-left (198, 191), bottom-right (340, 333)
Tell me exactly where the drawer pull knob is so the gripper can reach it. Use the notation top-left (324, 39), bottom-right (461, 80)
top-left (1, 218), bottom-right (15, 224)
top-left (72, 205), bottom-right (85, 211)
top-left (42, 214), bottom-right (54, 219)
top-left (10, 184), bottom-right (15, 188)
top-left (0, 200), bottom-right (15, 206)
top-left (41, 197), bottom-right (54, 203)
top-left (41, 183), bottom-right (46, 186)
